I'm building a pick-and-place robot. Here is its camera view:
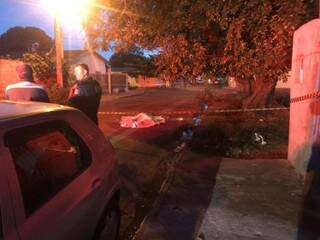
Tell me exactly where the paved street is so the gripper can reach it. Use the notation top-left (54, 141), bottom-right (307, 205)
top-left (96, 87), bottom-right (303, 240)
top-left (100, 88), bottom-right (203, 114)
top-left (98, 87), bottom-right (205, 239)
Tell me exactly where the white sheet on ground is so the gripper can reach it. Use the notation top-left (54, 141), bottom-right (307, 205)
top-left (120, 113), bottom-right (166, 128)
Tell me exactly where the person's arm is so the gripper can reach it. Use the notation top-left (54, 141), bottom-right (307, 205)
top-left (67, 84), bottom-right (84, 108)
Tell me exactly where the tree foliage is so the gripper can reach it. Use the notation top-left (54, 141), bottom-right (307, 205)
top-left (86, 0), bottom-right (315, 107)
top-left (110, 49), bottom-right (156, 77)
top-left (22, 53), bottom-right (55, 81)
top-left (0, 26), bottom-right (53, 58)
top-left (22, 53), bottom-right (69, 83)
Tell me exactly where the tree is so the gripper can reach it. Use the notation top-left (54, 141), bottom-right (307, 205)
top-left (217, 1), bottom-right (314, 108)
top-left (110, 49), bottom-right (156, 77)
top-left (0, 26), bottom-right (53, 59)
top-left (22, 53), bottom-right (69, 83)
top-left (86, 0), bottom-right (314, 107)
top-left (22, 53), bottom-right (55, 81)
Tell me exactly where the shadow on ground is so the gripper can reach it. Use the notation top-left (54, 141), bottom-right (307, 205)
top-left (134, 153), bottom-right (222, 240)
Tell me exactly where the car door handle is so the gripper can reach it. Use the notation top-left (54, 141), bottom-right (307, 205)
top-left (91, 178), bottom-right (102, 189)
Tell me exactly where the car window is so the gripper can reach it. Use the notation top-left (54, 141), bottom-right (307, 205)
top-left (5, 121), bottom-right (92, 217)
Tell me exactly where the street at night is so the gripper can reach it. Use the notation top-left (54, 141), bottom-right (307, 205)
top-left (98, 87), bottom-right (301, 240)
top-left (1, 1), bottom-right (320, 240)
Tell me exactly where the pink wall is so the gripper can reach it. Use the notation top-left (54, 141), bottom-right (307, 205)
top-left (0, 59), bottom-right (22, 97)
top-left (136, 75), bottom-right (164, 87)
top-left (288, 19), bottom-right (320, 175)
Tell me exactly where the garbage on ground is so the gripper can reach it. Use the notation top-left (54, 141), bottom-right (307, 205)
top-left (181, 128), bottom-right (194, 142)
top-left (192, 113), bottom-right (202, 127)
top-left (254, 132), bottom-right (267, 145)
top-left (200, 102), bottom-right (209, 112)
top-left (174, 127), bottom-right (194, 153)
top-left (120, 113), bottom-right (166, 128)
top-left (174, 142), bottom-right (187, 153)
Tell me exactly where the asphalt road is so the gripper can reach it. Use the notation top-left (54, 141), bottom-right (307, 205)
top-left (99, 88), bottom-right (203, 114)
top-left (97, 88), bottom-right (205, 239)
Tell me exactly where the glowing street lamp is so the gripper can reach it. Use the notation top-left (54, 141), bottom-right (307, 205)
top-left (40, 0), bottom-right (91, 87)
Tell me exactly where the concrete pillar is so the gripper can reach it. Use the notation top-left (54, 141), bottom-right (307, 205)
top-left (288, 19), bottom-right (320, 175)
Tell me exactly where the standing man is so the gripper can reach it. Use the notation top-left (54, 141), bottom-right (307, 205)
top-left (67, 63), bottom-right (102, 125)
top-left (5, 63), bottom-right (49, 102)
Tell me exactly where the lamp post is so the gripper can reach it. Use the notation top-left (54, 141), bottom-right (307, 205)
top-left (41, 0), bottom-right (91, 88)
top-left (54, 14), bottom-right (64, 88)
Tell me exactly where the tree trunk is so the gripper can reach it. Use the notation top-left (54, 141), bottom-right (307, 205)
top-left (247, 78), bottom-right (254, 95)
top-left (242, 79), bottom-right (277, 109)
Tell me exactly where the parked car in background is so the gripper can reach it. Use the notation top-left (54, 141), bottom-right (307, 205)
top-left (0, 101), bottom-right (120, 240)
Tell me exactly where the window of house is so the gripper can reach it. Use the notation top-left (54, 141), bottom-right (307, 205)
top-left (5, 121), bottom-right (92, 217)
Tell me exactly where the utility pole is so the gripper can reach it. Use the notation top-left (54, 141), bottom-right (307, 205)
top-left (54, 15), bottom-right (64, 88)
top-left (107, 63), bottom-right (112, 94)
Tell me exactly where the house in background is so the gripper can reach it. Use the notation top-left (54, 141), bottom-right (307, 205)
top-left (65, 50), bottom-right (129, 93)
top-left (136, 75), bottom-right (165, 88)
top-left (64, 50), bottom-right (110, 92)
top-left (110, 67), bottom-right (135, 92)
top-left (111, 66), bottom-right (164, 88)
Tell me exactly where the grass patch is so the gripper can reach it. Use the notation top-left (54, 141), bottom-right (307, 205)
top-left (189, 111), bottom-right (289, 158)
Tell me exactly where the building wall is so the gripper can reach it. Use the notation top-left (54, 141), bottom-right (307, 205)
top-left (128, 75), bottom-right (139, 88)
top-left (111, 72), bottom-right (128, 92)
top-left (93, 72), bottom-right (108, 93)
top-left (78, 55), bottom-right (106, 74)
top-left (68, 54), bottom-right (109, 93)
top-left (0, 59), bottom-right (23, 97)
top-left (276, 80), bottom-right (290, 89)
top-left (136, 75), bottom-right (164, 87)
top-left (276, 72), bottom-right (291, 89)
top-left (67, 54), bottom-right (107, 74)
top-left (288, 19), bottom-right (320, 175)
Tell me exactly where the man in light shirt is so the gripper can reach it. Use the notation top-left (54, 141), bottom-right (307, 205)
top-left (5, 64), bottom-right (49, 102)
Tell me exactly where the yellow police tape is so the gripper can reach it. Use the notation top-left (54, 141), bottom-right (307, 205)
top-left (98, 107), bottom-right (289, 116)
top-left (290, 91), bottom-right (320, 103)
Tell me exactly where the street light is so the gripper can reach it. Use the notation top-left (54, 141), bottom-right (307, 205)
top-left (40, 0), bottom-right (91, 87)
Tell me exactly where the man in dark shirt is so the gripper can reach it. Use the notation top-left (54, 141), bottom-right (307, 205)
top-left (5, 64), bottom-right (49, 102)
top-left (67, 64), bottom-right (102, 125)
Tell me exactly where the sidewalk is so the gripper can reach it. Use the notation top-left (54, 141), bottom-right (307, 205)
top-left (198, 158), bottom-right (303, 240)
top-left (133, 154), bottom-right (304, 240)
top-left (101, 89), bottom-right (145, 102)
top-left (134, 151), bottom-right (222, 240)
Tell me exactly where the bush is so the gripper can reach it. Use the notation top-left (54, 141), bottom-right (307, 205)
top-left (47, 83), bottom-right (69, 104)
top-left (22, 53), bottom-right (69, 83)
top-left (22, 53), bottom-right (55, 80)
top-left (189, 111), bottom-right (288, 157)
top-left (190, 124), bottom-right (230, 156)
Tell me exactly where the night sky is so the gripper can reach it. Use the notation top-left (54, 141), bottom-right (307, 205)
top-left (0, 0), bottom-right (112, 58)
